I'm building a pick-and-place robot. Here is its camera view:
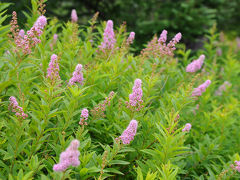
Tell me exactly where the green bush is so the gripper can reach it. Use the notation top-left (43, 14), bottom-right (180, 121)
top-left (0, 1), bottom-right (240, 179)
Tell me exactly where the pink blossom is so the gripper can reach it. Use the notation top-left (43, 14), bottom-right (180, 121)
top-left (79, 108), bottom-right (88, 125)
top-left (53, 139), bottom-right (80, 172)
top-left (71, 9), bottom-right (78, 23)
top-left (69, 64), bottom-right (84, 85)
top-left (192, 80), bottom-right (211, 97)
top-left (99, 20), bottom-right (116, 51)
top-left (126, 79), bottom-right (143, 111)
top-left (127, 32), bottom-right (135, 44)
top-left (141, 30), bottom-right (182, 58)
top-left (186, 55), bottom-right (205, 73)
top-left (9, 96), bottom-right (28, 119)
top-left (119, 120), bottom-right (138, 144)
top-left (182, 123), bottom-right (192, 132)
top-left (19, 29), bottom-right (25, 38)
top-left (47, 54), bottom-right (61, 81)
top-left (158, 30), bottom-right (167, 43)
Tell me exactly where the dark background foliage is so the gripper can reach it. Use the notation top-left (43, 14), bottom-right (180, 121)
top-left (3, 0), bottom-right (240, 51)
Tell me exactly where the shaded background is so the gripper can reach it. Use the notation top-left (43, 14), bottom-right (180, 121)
top-left (3, 0), bottom-right (240, 51)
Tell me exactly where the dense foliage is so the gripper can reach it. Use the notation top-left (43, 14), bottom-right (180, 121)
top-left (0, 1), bottom-right (240, 179)
top-left (3, 0), bottom-right (240, 51)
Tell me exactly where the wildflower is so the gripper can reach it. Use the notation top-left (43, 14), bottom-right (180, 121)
top-left (126, 79), bottom-right (143, 111)
top-left (182, 123), bottom-right (191, 132)
top-left (10, 12), bottom-right (47, 54)
top-left (91, 91), bottom-right (115, 118)
top-left (158, 30), bottom-right (167, 44)
top-left (186, 55), bottom-right (205, 73)
top-left (9, 96), bottom-right (28, 119)
top-left (71, 9), bottom-right (78, 23)
top-left (79, 108), bottom-right (88, 125)
top-left (99, 20), bottom-right (116, 51)
top-left (53, 139), bottom-right (80, 172)
top-left (47, 54), bottom-right (61, 81)
top-left (119, 120), bottom-right (138, 144)
top-left (127, 32), bottom-right (135, 44)
top-left (235, 161), bottom-right (240, 172)
top-left (19, 29), bottom-right (25, 38)
top-left (167, 32), bottom-right (182, 54)
top-left (215, 81), bottom-right (231, 96)
top-left (69, 64), bottom-right (84, 85)
top-left (141, 30), bottom-right (182, 58)
top-left (192, 80), bottom-right (211, 97)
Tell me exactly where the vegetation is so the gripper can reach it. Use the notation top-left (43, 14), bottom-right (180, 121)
top-left (0, 1), bottom-right (240, 179)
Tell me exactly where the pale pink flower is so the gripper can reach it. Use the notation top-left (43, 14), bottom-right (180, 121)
top-left (69, 64), bottom-right (84, 85)
top-left (99, 20), bottom-right (116, 51)
top-left (53, 139), bottom-right (80, 172)
top-left (126, 79), bottom-right (143, 111)
top-left (127, 32), bottom-right (135, 44)
top-left (71, 9), bottom-right (78, 23)
top-left (141, 30), bottom-right (182, 58)
top-left (192, 80), bottom-right (211, 97)
top-left (119, 120), bottom-right (138, 144)
top-left (9, 96), bottom-right (28, 119)
top-left (47, 54), bottom-right (61, 81)
top-left (186, 55), bottom-right (205, 73)
top-left (19, 29), bottom-right (25, 38)
top-left (158, 30), bottom-right (167, 43)
top-left (182, 123), bottom-right (191, 132)
top-left (79, 108), bottom-right (88, 125)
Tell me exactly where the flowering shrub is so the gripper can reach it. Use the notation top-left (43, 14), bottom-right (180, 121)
top-left (0, 2), bottom-right (240, 180)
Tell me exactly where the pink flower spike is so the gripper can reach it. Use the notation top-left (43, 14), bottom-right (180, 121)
top-left (19, 29), bottom-right (25, 38)
top-left (126, 79), bottom-right (143, 111)
top-left (34, 16), bottom-right (47, 30)
top-left (53, 139), bottom-right (80, 172)
top-left (47, 54), bottom-right (61, 81)
top-left (9, 96), bottom-right (27, 119)
top-left (69, 64), bottom-right (84, 85)
top-left (71, 9), bottom-right (78, 23)
top-left (186, 55), bottom-right (205, 73)
top-left (158, 30), bottom-right (167, 43)
top-left (79, 108), bottom-right (89, 125)
top-left (98, 20), bottom-right (116, 51)
top-left (182, 123), bottom-right (192, 132)
top-left (119, 120), bottom-right (138, 144)
top-left (192, 80), bottom-right (211, 97)
top-left (127, 32), bottom-right (135, 44)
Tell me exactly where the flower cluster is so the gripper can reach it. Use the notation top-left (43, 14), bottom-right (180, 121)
top-left (10, 12), bottom-right (47, 54)
top-left (118, 120), bottom-right (138, 144)
top-left (47, 54), bottom-right (61, 82)
top-left (126, 79), bottom-right (143, 111)
top-left (91, 91), bottom-right (115, 118)
top-left (186, 55), bottom-right (205, 73)
top-left (79, 108), bottom-right (89, 125)
top-left (53, 139), bottom-right (80, 172)
top-left (182, 123), bottom-right (192, 132)
top-left (141, 30), bottom-right (182, 58)
top-left (9, 96), bottom-right (28, 119)
top-left (98, 20), bottom-right (116, 51)
top-left (192, 80), bottom-right (211, 97)
top-left (215, 81), bottom-right (231, 96)
top-left (126, 32), bottom-right (135, 44)
top-left (69, 64), bottom-right (84, 85)
top-left (71, 9), bottom-right (78, 23)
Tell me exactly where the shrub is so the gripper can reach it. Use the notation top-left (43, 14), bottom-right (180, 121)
top-left (0, 1), bottom-right (240, 179)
